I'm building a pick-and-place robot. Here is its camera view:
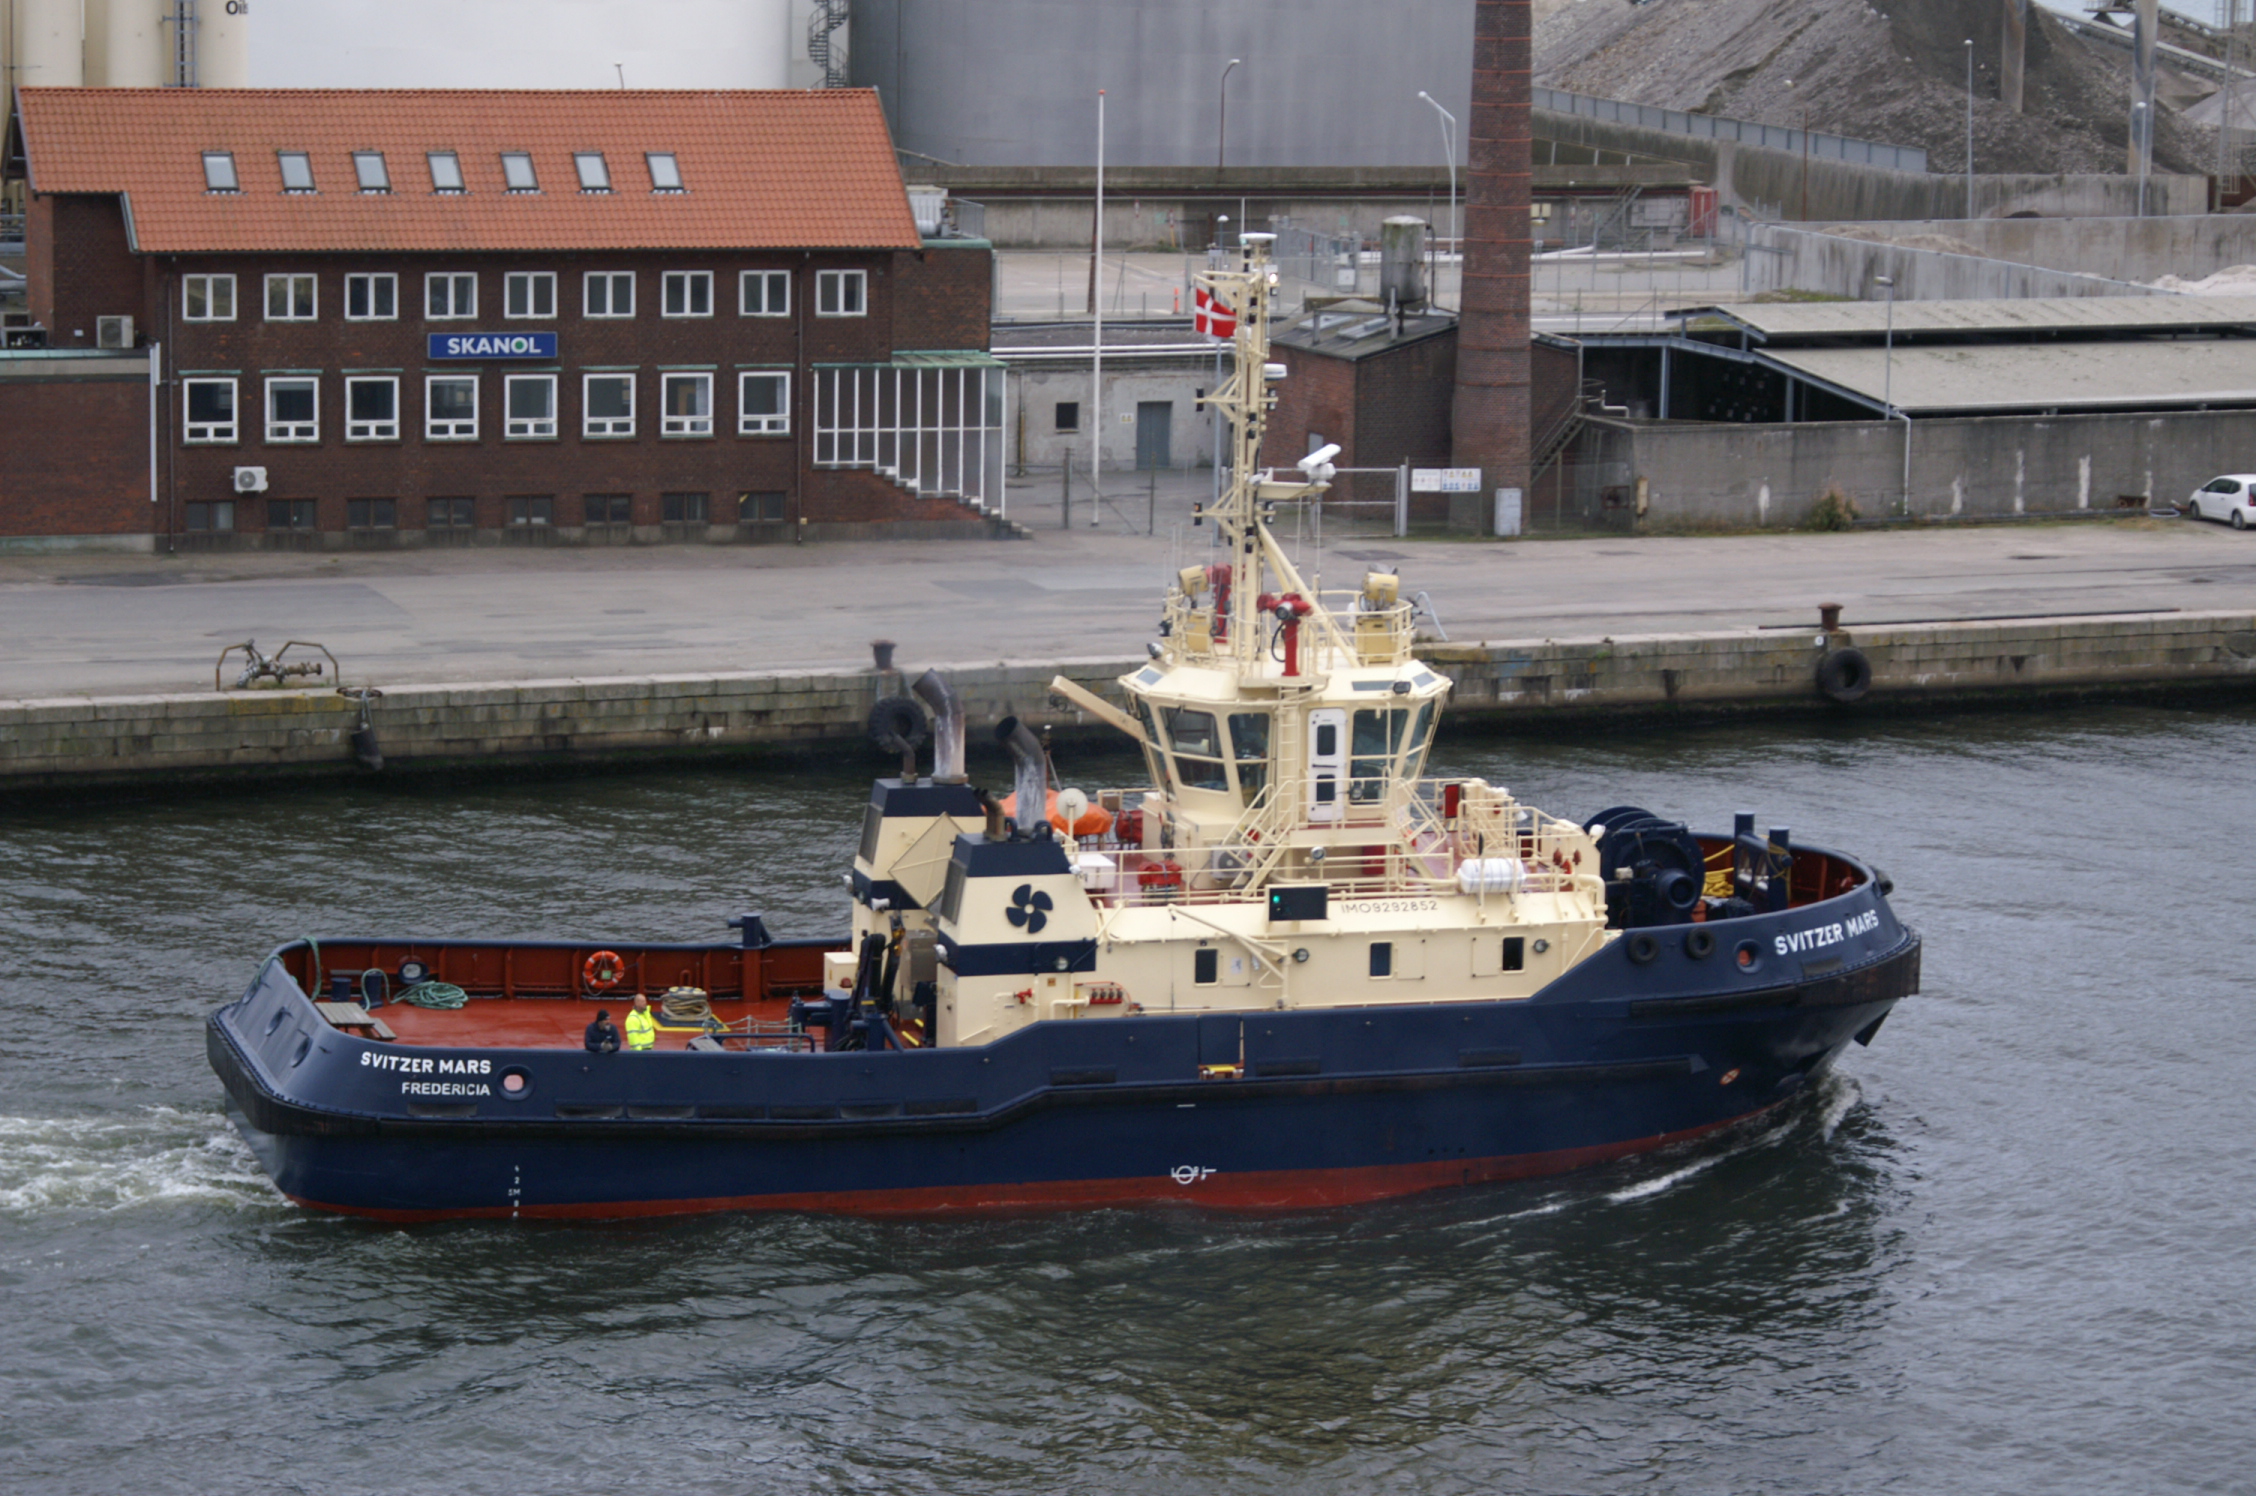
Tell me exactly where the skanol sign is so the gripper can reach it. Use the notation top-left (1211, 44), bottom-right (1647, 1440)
top-left (427, 332), bottom-right (557, 360)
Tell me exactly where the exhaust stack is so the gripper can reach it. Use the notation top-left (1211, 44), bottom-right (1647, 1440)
top-left (913, 669), bottom-right (965, 781)
top-left (995, 717), bottom-right (1048, 837)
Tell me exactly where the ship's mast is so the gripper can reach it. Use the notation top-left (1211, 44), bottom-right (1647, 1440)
top-left (1192, 234), bottom-right (1341, 674)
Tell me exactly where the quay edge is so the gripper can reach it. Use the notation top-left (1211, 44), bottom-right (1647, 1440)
top-left (4, 610), bottom-right (2255, 793)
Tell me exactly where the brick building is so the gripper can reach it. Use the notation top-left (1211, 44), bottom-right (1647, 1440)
top-left (1261, 301), bottom-right (1459, 524)
top-left (8, 88), bottom-right (1005, 550)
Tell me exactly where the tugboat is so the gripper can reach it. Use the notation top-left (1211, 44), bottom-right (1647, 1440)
top-left (209, 237), bottom-right (1919, 1220)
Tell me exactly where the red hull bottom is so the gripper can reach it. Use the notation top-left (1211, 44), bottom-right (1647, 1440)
top-left (288, 1107), bottom-right (1774, 1223)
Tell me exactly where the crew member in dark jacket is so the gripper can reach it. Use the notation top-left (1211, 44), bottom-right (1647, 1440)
top-left (584, 1009), bottom-right (621, 1054)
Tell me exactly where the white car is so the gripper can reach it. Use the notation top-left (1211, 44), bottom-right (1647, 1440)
top-left (2187, 474), bottom-right (2256, 528)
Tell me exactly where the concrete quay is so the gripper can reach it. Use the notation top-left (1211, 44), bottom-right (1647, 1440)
top-left (4, 516), bottom-right (2255, 791)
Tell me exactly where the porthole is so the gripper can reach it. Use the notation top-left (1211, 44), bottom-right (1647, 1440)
top-left (1735, 941), bottom-right (1763, 972)
top-left (498, 1065), bottom-right (533, 1100)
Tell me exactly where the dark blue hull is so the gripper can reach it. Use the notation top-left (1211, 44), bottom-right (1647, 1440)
top-left (208, 866), bottom-right (1918, 1219)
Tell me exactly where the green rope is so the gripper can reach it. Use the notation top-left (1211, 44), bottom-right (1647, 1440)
top-left (395, 979), bottom-right (469, 1010)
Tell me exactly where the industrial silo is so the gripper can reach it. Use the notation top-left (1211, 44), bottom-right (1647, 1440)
top-left (12, 0), bottom-right (87, 89)
top-left (849, 0), bottom-right (1476, 167)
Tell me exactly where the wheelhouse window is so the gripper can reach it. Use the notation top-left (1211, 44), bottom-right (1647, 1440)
top-left (1227, 712), bottom-right (1271, 800)
top-left (1163, 707), bottom-right (1229, 791)
top-left (277, 151), bottom-right (316, 193)
top-left (585, 272), bottom-right (634, 318)
top-left (646, 153), bottom-right (683, 192)
top-left (738, 371), bottom-right (788, 434)
top-left (741, 270), bottom-right (789, 316)
top-left (1349, 708), bottom-right (1409, 804)
top-left (573, 152), bottom-right (611, 192)
top-left (504, 374), bottom-right (557, 438)
top-left (264, 377), bottom-right (319, 443)
top-left (183, 379), bottom-right (237, 443)
top-left (815, 269), bottom-right (866, 317)
top-left (427, 152), bottom-right (465, 193)
top-left (425, 375), bottom-right (479, 440)
top-left (500, 152), bottom-right (538, 192)
top-left (352, 152), bottom-right (390, 192)
top-left (345, 273), bottom-right (397, 321)
top-left (264, 274), bottom-right (316, 321)
top-left (201, 152), bottom-right (239, 192)
top-left (184, 274), bottom-right (235, 322)
top-left (661, 372), bottom-right (713, 437)
top-left (505, 272), bottom-right (556, 319)
top-left (662, 271), bottom-right (712, 317)
top-left (583, 373), bottom-right (635, 437)
top-left (426, 273), bottom-right (476, 319)
top-left (344, 376), bottom-right (399, 441)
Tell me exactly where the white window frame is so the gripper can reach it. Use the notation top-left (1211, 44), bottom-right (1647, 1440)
top-left (183, 377), bottom-right (238, 443)
top-left (740, 269), bottom-right (789, 317)
top-left (344, 376), bottom-right (400, 441)
top-left (345, 273), bottom-right (397, 321)
top-left (737, 371), bottom-right (790, 435)
top-left (183, 274), bottom-right (236, 322)
top-left (504, 373), bottom-right (558, 439)
top-left (661, 372), bottom-right (714, 437)
top-left (264, 376), bottom-right (320, 444)
top-left (426, 273), bottom-right (476, 320)
top-left (264, 273), bottom-right (317, 321)
top-left (582, 373), bottom-right (635, 438)
top-left (815, 269), bottom-right (866, 317)
top-left (504, 271), bottom-right (556, 320)
top-left (584, 272), bottom-right (634, 319)
top-left (662, 271), bottom-right (713, 318)
top-left (424, 375), bottom-right (480, 441)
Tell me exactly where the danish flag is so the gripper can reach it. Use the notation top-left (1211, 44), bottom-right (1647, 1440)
top-left (1193, 286), bottom-right (1237, 340)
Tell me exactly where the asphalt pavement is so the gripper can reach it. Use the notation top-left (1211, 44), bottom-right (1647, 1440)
top-left (3, 473), bottom-right (2251, 700)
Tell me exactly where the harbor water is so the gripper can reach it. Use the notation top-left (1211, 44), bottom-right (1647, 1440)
top-left (1, 702), bottom-right (2248, 1494)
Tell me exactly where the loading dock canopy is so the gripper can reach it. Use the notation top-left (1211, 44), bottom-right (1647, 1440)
top-left (1678, 296), bottom-right (2256, 344)
top-left (1765, 339), bottom-right (2256, 414)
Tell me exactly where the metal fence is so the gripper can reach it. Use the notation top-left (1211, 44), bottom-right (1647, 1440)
top-left (1268, 225), bottom-right (1363, 296)
top-left (1533, 86), bottom-right (1929, 173)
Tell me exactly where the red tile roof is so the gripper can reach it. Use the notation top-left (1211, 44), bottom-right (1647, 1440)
top-left (17, 88), bottom-right (921, 254)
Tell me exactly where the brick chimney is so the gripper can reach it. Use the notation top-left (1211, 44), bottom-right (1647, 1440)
top-left (1448, 0), bottom-right (1532, 534)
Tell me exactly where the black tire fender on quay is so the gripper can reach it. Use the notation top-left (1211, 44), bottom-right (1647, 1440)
top-left (868, 695), bottom-right (930, 751)
top-left (1815, 647), bottom-right (1873, 704)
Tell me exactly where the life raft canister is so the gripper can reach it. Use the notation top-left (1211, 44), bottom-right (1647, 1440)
top-left (1000, 787), bottom-right (1115, 838)
top-left (584, 949), bottom-right (626, 991)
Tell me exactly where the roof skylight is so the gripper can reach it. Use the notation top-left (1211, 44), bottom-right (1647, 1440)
top-left (646, 153), bottom-right (683, 192)
top-left (427, 151), bottom-right (465, 193)
top-left (201, 151), bottom-right (239, 192)
top-left (574, 152), bottom-right (611, 192)
top-left (278, 151), bottom-right (315, 192)
top-left (500, 152), bottom-right (538, 192)
top-left (353, 151), bottom-right (390, 192)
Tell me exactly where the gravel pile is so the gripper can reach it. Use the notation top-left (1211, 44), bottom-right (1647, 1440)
top-left (1536, 0), bottom-right (2214, 178)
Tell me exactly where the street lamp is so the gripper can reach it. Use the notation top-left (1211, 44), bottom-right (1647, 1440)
top-left (1417, 90), bottom-right (1458, 297)
top-left (1877, 274), bottom-right (1910, 514)
top-left (1965, 38), bottom-right (1975, 220)
top-left (1218, 59), bottom-right (1241, 173)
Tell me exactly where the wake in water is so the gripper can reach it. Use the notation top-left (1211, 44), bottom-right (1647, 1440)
top-left (0, 1106), bottom-right (282, 1215)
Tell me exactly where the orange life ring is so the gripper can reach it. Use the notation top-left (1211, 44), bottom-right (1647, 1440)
top-left (584, 950), bottom-right (626, 992)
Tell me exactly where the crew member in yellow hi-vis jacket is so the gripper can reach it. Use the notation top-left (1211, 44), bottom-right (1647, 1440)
top-left (624, 993), bottom-right (657, 1052)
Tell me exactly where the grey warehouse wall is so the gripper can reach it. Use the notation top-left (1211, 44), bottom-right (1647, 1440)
top-left (1742, 225), bottom-right (2164, 301)
top-left (852, 0), bottom-right (1477, 167)
top-left (1573, 410), bottom-right (2256, 529)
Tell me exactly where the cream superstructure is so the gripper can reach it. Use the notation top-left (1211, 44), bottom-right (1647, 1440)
top-left (853, 236), bottom-right (1612, 1052)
